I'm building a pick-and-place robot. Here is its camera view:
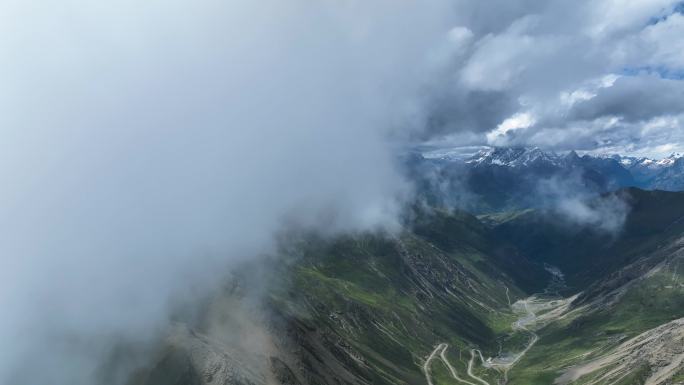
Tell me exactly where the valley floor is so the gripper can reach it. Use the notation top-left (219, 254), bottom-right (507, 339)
top-left (423, 277), bottom-right (575, 385)
top-left (425, 253), bottom-right (684, 385)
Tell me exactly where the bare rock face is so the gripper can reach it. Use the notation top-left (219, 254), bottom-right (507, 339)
top-left (130, 281), bottom-right (376, 385)
top-left (556, 318), bottom-right (684, 385)
top-left (130, 324), bottom-right (275, 385)
top-left (165, 326), bottom-right (274, 385)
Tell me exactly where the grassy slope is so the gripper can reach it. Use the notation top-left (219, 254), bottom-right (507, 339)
top-left (275, 190), bottom-right (684, 384)
top-left (509, 264), bottom-right (684, 384)
top-left (137, 189), bottom-right (684, 385)
top-left (269, 211), bottom-right (528, 385)
top-left (506, 190), bottom-right (684, 384)
top-left (491, 189), bottom-right (684, 289)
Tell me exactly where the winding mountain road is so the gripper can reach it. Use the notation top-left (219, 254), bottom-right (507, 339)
top-left (424, 268), bottom-right (571, 385)
top-left (508, 299), bottom-right (540, 366)
top-left (441, 346), bottom-right (477, 385)
top-left (423, 343), bottom-right (446, 385)
top-left (467, 349), bottom-right (491, 385)
top-left (423, 343), bottom-right (479, 385)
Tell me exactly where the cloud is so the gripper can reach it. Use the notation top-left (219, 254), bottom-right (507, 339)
top-left (617, 11), bottom-right (684, 70)
top-left (483, 74), bottom-right (684, 153)
top-left (486, 111), bottom-right (537, 146)
top-left (0, 1), bottom-right (455, 384)
top-left (568, 75), bottom-right (684, 122)
top-left (418, 0), bottom-right (684, 157)
top-left (536, 173), bottom-right (631, 234)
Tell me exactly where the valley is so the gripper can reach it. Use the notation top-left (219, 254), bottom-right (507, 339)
top-left (423, 265), bottom-right (577, 385)
top-left (130, 189), bottom-right (684, 385)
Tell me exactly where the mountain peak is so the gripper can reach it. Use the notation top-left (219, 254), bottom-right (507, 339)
top-left (413, 145), bottom-right (684, 195)
top-left (464, 146), bottom-right (562, 168)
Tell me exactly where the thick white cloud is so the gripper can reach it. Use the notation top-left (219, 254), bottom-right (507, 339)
top-left (0, 1), bottom-right (454, 384)
top-left (486, 112), bottom-right (536, 146)
top-left (619, 12), bottom-right (684, 69)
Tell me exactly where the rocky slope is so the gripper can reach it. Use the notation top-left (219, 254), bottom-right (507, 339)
top-left (502, 190), bottom-right (684, 384)
top-left (555, 318), bottom-right (684, 385)
top-left (508, 231), bottom-right (684, 384)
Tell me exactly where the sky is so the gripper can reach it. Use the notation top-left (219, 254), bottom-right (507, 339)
top-left (0, 1), bottom-right (683, 384)
top-left (417, 0), bottom-right (684, 158)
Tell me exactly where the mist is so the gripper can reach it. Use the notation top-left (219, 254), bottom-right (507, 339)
top-left (536, 173), bottom-right (631, 234)
top-left (0, 1), bottom-right (455, 384)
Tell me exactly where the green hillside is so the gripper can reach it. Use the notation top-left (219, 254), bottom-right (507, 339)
top-left (133, 189), bottom-right (684, 385)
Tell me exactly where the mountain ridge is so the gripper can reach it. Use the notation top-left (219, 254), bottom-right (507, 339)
top-left (408, 146), bottom-right (684, 213)
top-left (420, 146), bottom-right (684, 190)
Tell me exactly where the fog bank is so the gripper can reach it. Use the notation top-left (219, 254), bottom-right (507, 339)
top-left (0, 1), bottom-right (454, 383)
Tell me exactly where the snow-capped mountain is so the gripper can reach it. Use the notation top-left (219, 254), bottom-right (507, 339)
top-left (453, 147), bottom-right (682, 173)
top-left (408, 146), bottom-right (684, 213)
top-left (612, 153), bottom-right (683, 186)
top-left (465, 147), bottom-right (565, 168)
top-left (427, 146), bottom-right (684, 188)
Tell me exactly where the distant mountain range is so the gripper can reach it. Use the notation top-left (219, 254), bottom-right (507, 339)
top-left (406, 146), bottom-right (684, 212)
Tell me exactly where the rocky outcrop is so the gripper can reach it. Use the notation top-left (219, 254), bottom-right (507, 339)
top-left (555, 318), bottom-right (684, 385)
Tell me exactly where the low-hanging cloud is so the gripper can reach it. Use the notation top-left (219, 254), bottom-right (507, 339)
top-left (536, 173), bottom-right (631, 234)
top-left (0, 1), bottom-right (456, 384)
